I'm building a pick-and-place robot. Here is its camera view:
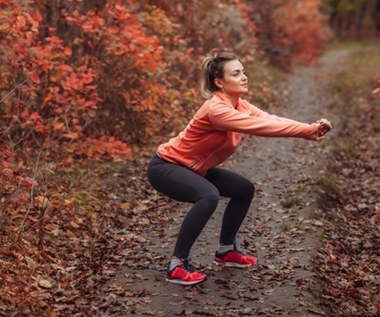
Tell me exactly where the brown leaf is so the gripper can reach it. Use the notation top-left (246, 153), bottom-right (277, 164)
top-left (38, 278), bottom-right (53, 289)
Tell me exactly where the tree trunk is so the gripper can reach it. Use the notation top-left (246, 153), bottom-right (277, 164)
top-left (374, 0), bottom-right (380, 36)
top-left (329, 0), bottom-right (340, 29)
top-left (356, 2), bottom-right (367, 39)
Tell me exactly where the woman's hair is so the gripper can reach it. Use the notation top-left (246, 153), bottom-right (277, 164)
top-left (200, 51), bottom-right (238, 98)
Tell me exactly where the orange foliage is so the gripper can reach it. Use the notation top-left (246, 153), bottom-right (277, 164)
top-left (252, 0), bottom-right (332, 68)
top-left (272, 0), bottom-right (332, 64)
top-left (1, 0), bottom-right (167, 165)
top-left (0, 0), bottom-right (332, 171)
top-left (0, 0), bottom-right (332, 170)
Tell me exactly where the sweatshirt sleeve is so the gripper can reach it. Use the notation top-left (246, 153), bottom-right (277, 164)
top-left (209, 102), bottom-right (318, 140)
top-left (247, 101), bottom-right (309, 125)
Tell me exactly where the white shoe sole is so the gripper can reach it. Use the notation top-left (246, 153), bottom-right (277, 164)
top-left (213, 261), bottom-right (254, 268)
top-left (165, 277), bottom-right (207, 286)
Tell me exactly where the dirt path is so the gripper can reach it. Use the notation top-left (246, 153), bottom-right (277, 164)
top-left (107, 50), bottom-right (349, 317)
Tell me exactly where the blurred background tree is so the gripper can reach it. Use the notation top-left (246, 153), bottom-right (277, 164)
top-left (323, 0), bottom-right (380, 38)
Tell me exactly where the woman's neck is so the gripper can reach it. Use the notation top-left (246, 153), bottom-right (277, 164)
top-left (222, 92), bottom-right (239, 108)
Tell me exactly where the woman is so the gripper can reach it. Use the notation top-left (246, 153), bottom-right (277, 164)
top-left (147, 52), bottom-right (332, 286)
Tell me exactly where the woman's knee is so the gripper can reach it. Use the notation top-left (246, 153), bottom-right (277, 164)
top-left (242, 179), bottom-right (255, 199)
top-left (198, 188), bottom-right (220, 210)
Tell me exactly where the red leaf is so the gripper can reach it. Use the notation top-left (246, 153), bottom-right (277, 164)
top-left (64, 132), bottom-right (79, 140)
top-left (64, 47), bottom-right (72, 56)
top-left (31, 72), bottom-right (40, 83)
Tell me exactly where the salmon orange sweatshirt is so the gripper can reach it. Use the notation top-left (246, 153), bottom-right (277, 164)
top-left (157, 92), bottom-right (318, 176)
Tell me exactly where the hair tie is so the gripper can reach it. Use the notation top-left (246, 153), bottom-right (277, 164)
top-left (210, 48), bottom-right (220, 59)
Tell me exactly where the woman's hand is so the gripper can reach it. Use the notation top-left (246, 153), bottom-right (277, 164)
top-left (313, 118), bottom-right (333, 140)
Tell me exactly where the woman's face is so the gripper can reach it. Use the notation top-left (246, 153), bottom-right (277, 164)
top-left (216, 59), bottom-right (248, 97)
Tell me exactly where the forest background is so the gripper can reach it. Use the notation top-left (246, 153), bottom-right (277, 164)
top-left (0, 0), bottom-right (380, 316)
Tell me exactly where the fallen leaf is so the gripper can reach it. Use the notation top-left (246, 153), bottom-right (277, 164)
top-left (38, 278), bottom-right (53, 289)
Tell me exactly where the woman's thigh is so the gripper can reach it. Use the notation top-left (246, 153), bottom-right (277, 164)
top-left (148, 158), bottom-right (219, 203)
top-left (205, 167), bottom-right (255, 199)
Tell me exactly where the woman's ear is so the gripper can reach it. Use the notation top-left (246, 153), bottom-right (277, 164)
top-left (214, 78), bottom-right (223, 89)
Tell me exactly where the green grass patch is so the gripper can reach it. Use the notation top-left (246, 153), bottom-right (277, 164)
top-left (313, 227), bottom-right (325, 238)
top-left (281, 221), bottom-right (291, 232)
top-left (326, 40), bottom-right (367, 51)
top-left (373, 121), bottom-right (380, 133)
top-left (331, 138), bottom-right (356, 156)
top-left (74, 190), bottom-right (97, 206)
top-left (315, 174), bottom-right (340, 197)
top-left (280, 196), bottom-right (303, 208)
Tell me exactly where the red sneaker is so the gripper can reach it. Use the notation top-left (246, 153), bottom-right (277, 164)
top-left (166, 260), bottom-right (207, 285)
top-left (214, 249), bottom-right (257, 268)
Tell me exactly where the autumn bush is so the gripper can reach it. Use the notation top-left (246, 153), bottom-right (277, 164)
top-left (251, 0), bottom-right (333, 68)
top-left (0, 0), bottom-right (334, 167)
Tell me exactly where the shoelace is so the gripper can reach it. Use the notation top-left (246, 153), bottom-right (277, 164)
top-left (233, 248), bottom-right (243, 255)
top-left (218, 248), bottom-right (242, 257)
top-left (232, 243), bottom-right (242, 254)
top-left (182, 259), bottom-right (196, 273)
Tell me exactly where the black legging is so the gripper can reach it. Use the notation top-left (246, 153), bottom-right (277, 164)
top-left (147, 154), bottom-right (255, 259)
